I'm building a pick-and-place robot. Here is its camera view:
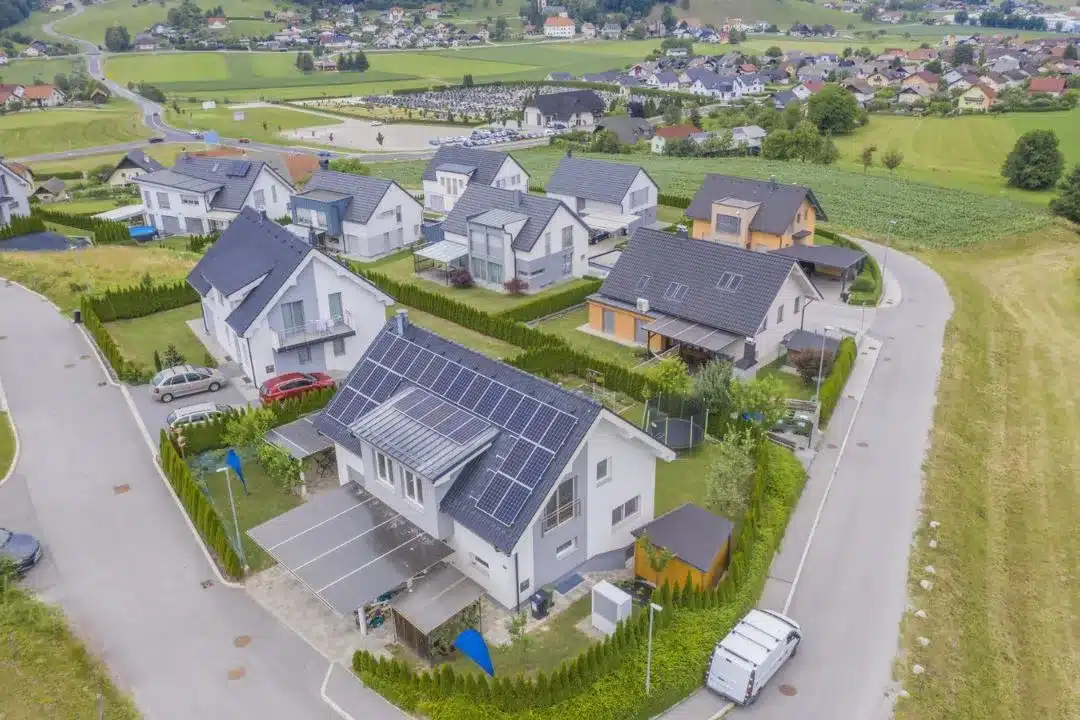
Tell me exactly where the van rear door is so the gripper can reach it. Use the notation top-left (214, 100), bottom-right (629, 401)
top-left (706, 646), bottom-right (753, 704)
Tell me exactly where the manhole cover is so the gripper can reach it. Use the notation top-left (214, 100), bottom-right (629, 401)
top-left (97, 381), bottom-right (107, 387)
top-left (827, 443), bottom-right (838, 449)
top-left (779, 684), bottom-right (797, 697)
top-left (228, 667), bottom-right (246, 681)
top-left (234, 635), bottom-right (252, 648)
top-left (79, 354), bottom-right (90, 360)
top-left (113, 484), bottom-right (130, 494)
top-left (857, 442), bottom-right (869, 448)
top-left (200, 579), bottom-right (214, 589)
top-left (64, 363), bottom-right (75, 369)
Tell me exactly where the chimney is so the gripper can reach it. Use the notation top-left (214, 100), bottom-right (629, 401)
top-left (319, 157), bottom-right (329, 171)
top-left (394, 308), bottom-right (409, 335)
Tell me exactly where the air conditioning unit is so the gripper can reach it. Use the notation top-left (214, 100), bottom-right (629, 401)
top-left (636, 298), bottom-right (650, 313)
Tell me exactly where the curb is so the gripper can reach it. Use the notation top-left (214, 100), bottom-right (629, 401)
top-left (0, 377), bottom-right (22, 488)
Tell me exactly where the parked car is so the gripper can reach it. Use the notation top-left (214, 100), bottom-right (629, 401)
top-left (148, 136), bottom-right (165, 143)
top-left (706, 609), bottom-right (801, 706)
top-left (259, 372), bottom-right (335, 406)
top-left (0, 528), bottom-right (42, 575)
top-left (151, 365), bottom-right (228, 403)
top-left (238, 137), bottom-right (251, 144)
top-left (165, 402), bottom-right (238, 433)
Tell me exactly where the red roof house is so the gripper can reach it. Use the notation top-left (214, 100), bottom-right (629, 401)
top-left (1028, 76), bottom-right (1067, 96)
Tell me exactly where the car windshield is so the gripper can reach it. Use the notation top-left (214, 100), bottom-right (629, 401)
top-left (151, 370), bottom-right (170, 385)
top-left (165, 410), bottom-right (178, 424)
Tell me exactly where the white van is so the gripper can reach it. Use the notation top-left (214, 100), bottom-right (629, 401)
top-left (705, 609), bottom-right (801, 706)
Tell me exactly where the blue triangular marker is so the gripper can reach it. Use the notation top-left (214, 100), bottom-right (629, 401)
top-left (454, 629), bottom-right (494, 676)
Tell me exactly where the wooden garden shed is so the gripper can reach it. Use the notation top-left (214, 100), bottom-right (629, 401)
top-left (631, 503), bottom-right (733, 589)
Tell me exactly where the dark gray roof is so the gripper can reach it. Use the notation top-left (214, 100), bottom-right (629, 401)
top-left (596, 227), bottom-right (814, 338)
top-left (313, 317), bottom-right (602, 552)
top-left (442, 184), bottom-right (580, 252)
top-left (772, 90), bottom-right (799, 108)
top-left (782, 329), bottom-right (840, 355)
top-left (301, 170), bottom-right (412, 224)
top-left (546, 156), bottom-right (653, 205)
top-left (186, 208), bottom-right (312, 334)
top-left (547, 71), bottom-right (574, 81)
top-left (422, 146), bottom-right (514, 186)
top-left (117, 149), bottom-right (165, 173)
top-left (596, 116), bottom-right (654, 145)
top-left (583, 70), bottom-right (621, 83)
top-left (655, 71), bottom-right (680, 84)
top-left (529, 90), bottom-right (605, 121)
top-left (39, 177), bottom-right (65, 194)
top-left (686, 174), bottom-right (828, 235)
top-left (141, 156), bottom-right (290, 211)
top-left (631, 503), bottom-right (733, 572)
top-left (770, 243), bottom-right (865, 270)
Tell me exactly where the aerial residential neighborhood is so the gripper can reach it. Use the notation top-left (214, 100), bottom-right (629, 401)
top-left (0, 0), bottom-right (1079, 717)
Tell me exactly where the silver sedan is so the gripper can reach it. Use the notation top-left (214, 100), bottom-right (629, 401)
top-left (150, 364), bottom-right (228, 403)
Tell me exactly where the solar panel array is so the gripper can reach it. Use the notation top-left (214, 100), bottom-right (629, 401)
top-left (392, 387), bottom-right (492, 446)
top-left (323, 331), bottom-right (578, 527)
top-left (225, 160), bottom-right (252, 178)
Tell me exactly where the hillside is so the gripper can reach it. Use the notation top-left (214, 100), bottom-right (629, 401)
top-left (663, 0), bottom-right (871, 29)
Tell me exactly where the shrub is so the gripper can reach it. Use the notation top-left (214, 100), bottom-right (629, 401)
top-left (816, 228), bottom-right (882, 307)
top-left (790, 348), bottom-right (833, 384)
top-left (849, 274), bottom-right (875, 293)
top-left (817, 336), bottom-right (857, 427)
top-left (657, 193), bottom-right (692, 209)
top-left (79, 297), bottom-right (152, 383)
top-left (31, 208), bottom-right (132, 245)
top-left (449, 267), bottom-right (474, 288)
top-left (0, 214), bottom-right (46, 240)
top-left (186, 233), bottom-right (217, 253)
top-left (498, 278), bottom-right (602, 322)
top-left (503, 277), bottom-right (528, 295)
top-left (86, 280), bottom-right (199, 322)
top-left (162, 343), bottom-right (185, 367)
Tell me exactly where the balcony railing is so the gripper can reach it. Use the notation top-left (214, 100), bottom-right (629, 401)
top-left (273, 310), bottom-right (354, 351)
top-left (541, 498), bottom-right (581, 536)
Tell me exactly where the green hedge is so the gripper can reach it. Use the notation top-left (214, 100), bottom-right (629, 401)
top-left (79, 297), bottom-right (153, 383)
top-left (497, 279), bottom-right (602, 322)
top-left (816, 228), bottom-right (882, 307)
top-left (159, 430), bottom-right (244, 579)
top-left (0, 214), bottom-right (46, 240)
top-left (352, 442), bottom-right (806, 720)
top-left (36, 169), bottom-right (84, 180)
top-left (87, 280), bottom-right (200, 322)
top-left (657, 193), bottom-right (692, 210)
top-left (32, 208), bottom-right (132, 245)
top-left (508, 346), bottom-right (665, 403)
top-left (818, 336), bottom-right (857, 428)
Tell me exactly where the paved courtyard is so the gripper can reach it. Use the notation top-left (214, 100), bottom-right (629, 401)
top-left (281, 119), bottom-right (472, 152)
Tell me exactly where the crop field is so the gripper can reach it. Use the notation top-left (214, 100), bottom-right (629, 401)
top-left (840, 110), bottom-right (1080, 204)
top-left (1, 106), bottom-right (145, 158)
top-left (370, 147), bottom-right (1051, 247)
top-left (165, 102), bottom-right (337, 143)
top-left (53, 0), bottom-right (283, 44)
top-left (0, 58), bottom-right (82, 85)
top-left (665, 0), bottom-right (869, 32)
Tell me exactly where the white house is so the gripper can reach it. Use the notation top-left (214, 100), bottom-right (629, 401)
top-left (289, 168), bottom-right (423, 260)
top-left (545, 155), bottom-right (658, 235)
top-left (0, 159), bottom-right (31, 227)
top-left (421, 146), bottom-right (530, 214)
top-left (524, 89), bottom-right (606, 129)
top-left (543, 15), bottom-right (575, 37)
top-left (135, 156), bottom-right (293, 236)
top-left (107, 149), bottom-right (165, 186)
top-left (186, 207), bottom-right (394, 387)
top-left (305, 312), bottom-right (674, 611)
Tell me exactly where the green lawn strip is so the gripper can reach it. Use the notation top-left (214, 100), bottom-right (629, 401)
top-left (44, 221), bottom-right (92, 238)
top-left (756, 355), bottom-right (813, 401)
top-left (57, 198), bottom-right (134, 215)
top-left (397, 307), bottom-right (520, 360)
top-left (534, 307), bottom-right (643, 368)
top-left (0, 106), bottom-right (146, 157)
top-left (166, 102), bottom-right (340, 145)
top-left (104, 303), bottom-right (204, 369)
top-left (654, 439), bottom-right (724, 516)
top-left (0, 412), bottom-right (15, 479)
top-left (0, 588), bottom-right (140, 720)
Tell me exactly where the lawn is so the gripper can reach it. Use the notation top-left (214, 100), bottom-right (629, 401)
top-left (0, 245), bottom-right (198, 310)
top-left (28, 143), bottom-right (206, 177)
top-left (0, 57), bottom-right (83, 86)
top-left (535, 307), bottom-right (643, 368)
top-left (897, 225), bottom-right (1080, 720)
top-left (0, 106), bottom-right (146, 158)
top-left (0, 412), bottom-right (14, 479)
top-left (165, 101), bottom-right (337, 144)
top-left (0, 588), bottom-right (140, 720)
top-left (53, 0), bottom-right (282, 44)
top-left (105, 303), bottom-right (206, 369)
top-left (57, 196), bottom-right (138, 215)
top-left (400, 307), bottom-right (520, 360)
top-left (756, 355), bottom-right (813, 400)
top-left (839, 110), bottom-right (1080, 205)
top-left (6, 7), bottom-right (76, 41)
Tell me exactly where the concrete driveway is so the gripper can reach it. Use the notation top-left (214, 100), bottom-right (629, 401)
top-left (0, 282), bottom-right (339, 720)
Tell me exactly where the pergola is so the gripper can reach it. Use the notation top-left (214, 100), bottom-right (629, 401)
top-left (413, 241), bottom-right (469, 284)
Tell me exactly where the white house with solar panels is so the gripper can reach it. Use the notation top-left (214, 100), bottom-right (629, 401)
top-left (248, 309), bottom-right (673, 622)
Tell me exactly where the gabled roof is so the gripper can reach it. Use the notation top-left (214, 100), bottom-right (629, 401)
top-left (139, 156), bottom-right (291, 211)
top-left (1029, 75), bottom-right (1066, 93)
top-left (631, 503), bottom-right (732, 572)
top-left (22, 84), bottom-right (61, 100)
top-left (117, 149), bottom-right (165, 173)
top-left (686, 174), bottom-right (827, 235)
top-left (313, 316), bottom-right (604, 552)
top-left (442, 185), bottom-right (579, 252)
top-left (596, 116), bottom-right (653, 144)
top-left (654, 123), bottom-right (699, 139)
top-left (546, 156), bottom-right (653, 205)
top-left (38, 177), bottom-right (65, 194)
top-left (529, 90), bottom-right (605, 121)
top-left (301, 170), bottom-right (414, 224)
top-left (422, 146), bottom-right (514, 186)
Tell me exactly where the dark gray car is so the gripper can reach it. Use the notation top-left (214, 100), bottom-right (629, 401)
top-left (0, 528), bottom-right (42, 575)
top-left (151, 364), bottom-right (228, 403)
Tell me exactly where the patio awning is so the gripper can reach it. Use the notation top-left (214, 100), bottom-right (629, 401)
top-left (391, 563), bottom-right (484, 634)
top-left (582, 211), bottom-right (640, 233)
top-left (643, 314), bottom-right (740, 354)
top-left (93, 203), bottom-right (145, 221)
top-left (265, 415), bottom-right (333, 460)
top-left (414, 240), bottom-right (468, 264)
top-left (248, 483), bottom-right (453, 616)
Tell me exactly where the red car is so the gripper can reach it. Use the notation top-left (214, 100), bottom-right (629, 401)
top-left (259, 372), bottom-right (335, 406)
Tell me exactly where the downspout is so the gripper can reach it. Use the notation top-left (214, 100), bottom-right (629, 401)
top-left (513, 552), bottom-right (521, 613)
top-left (245, 336), bottom-right (257, 387)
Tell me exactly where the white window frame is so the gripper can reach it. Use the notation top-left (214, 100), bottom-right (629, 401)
top-left (777, 304), bottom-right (784, 324)
top-left (332, 337), bottom-right (346, 356)
top-left (403, 468), bottom-right (423, 507)
top-left (376, 451), bottom-right (395, 488)
top-left (555, 537), bottom-right (577, 558)
top-left (611, 495), bottom-right (641, 528)
top-left (794, 296), bottom-right (801, 314)
top-left (596, 457), bottom-right (612, 486)
top-left (180, 194), bottom-right (199, 207)
top-left (470, 553), bottom-right (490, 575)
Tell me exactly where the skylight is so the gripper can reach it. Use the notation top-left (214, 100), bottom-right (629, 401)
top-left (716, 271), bottom-right (743, 292)
top-left (636, 275), bottom-right (650, 291)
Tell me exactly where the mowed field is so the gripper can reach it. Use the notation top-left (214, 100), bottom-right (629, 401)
top-left (165, 102), bottom-right (338, 143)
top-left (0, 58), bottom-right (82, 85)
top-left (52, 0), bottom-right (284, 44)
top-left (840, 110), bottom-right (1080, 203)
top-left (898, 225), bottom-right (1080, 720)
top-left (0, 106), bottom-right (145, 157)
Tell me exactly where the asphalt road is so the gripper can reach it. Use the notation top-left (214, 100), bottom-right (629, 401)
top-left (0, 282), bottom-right (339, 720)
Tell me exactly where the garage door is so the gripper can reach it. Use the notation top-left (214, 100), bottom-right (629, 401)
top-left (160, 214), bottom-right (182, 234)
top-left (248, 483), bottom-right (453, 615)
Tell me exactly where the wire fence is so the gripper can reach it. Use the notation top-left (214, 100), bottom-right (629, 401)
top-left (643, 393), bottom-right (709, 451)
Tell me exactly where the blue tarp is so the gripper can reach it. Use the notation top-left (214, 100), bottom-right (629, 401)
top-left (0, 231), bottom-right (84, 252)
top-left (129, 225), bottom-right (157, 241)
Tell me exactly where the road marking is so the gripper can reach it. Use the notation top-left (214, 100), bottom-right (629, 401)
top-left (0, 376), bottom-right (21, 488)
top-left (321, 664), bottom-right (358, 720)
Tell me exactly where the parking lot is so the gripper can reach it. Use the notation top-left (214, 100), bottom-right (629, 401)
top-left (130, 361), bottom-right (253, 438)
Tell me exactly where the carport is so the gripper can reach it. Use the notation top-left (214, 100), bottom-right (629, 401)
top-left (581, 211), bottom-right (639, 239)
top-left (264, 416), bottom-right (336, 488)
top-left (770, 244), bottom-right (866, 282)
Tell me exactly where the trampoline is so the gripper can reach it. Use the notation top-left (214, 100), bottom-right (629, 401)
top-left (647, 416), bottom-right (706, 450)
top-left (129, 225), bottom-right (157, 242)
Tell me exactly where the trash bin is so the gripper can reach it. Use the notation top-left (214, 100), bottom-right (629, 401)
top-left (530, 588), bottom-right (552, 620)
top-left (73, 309), bottom-right (82, 324)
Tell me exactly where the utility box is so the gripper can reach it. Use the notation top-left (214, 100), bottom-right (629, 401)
top-left (591, 581), bottom-right (632, 636)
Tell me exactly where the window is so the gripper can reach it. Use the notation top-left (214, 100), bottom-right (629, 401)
top-left (714, 214), bottom-right (740, 235)
top-left (629, 187), bottom-right (649, 209)
top-left (404, 469), bottom-right (423, 506)
top-left (796, 211), bottom-right (802, 223)
top-left (611, 495), bottom-right (641, 527)
top-left (562, 251), bottom-right (572, 276)
top-left (760, 315), bottom-right (768, 332)
top-left (143, 190), bottom-right (153, 209)
top-left (716, 272), bottom-right (743, 292)
top-left (296, 207), bottom-right (312, 224)
top-left (414, 224), bottom-right (420, 239)
top-left (469, 230), bottom-right (485, 255)
top-left (181, 194), bottom-right (198, 206)
top-left (298, 346), bottom-right (312, 365)
top-left (543, 476), bottom-right (577, 533)
top-left (602, 309), bottom-right (614, 334)
top-left (636, 275), bottom-right (650, 291)
top-left (333, 337), bottom-right (346, 356)
top-left (596, 458), bottom-right (611, 486)
top-left (470, 553), bottom-right (489, 575)
top-left (519, 578), bottom-right (531, 593)
top-left (265, 364), bottom-right (275, 374)
top-left (281, 300), bottom-right (305, 330)
top-left (376, 452), bottom-right (394, 487)
top-left (794, 296), bottom-right (801, 314)
top-left (487, 232), bottom-right (503, 257)
top-left (156, 192), bottom-right (171, 210)
top-left (777, 304), bottom-right (785, 324)
top-left (576, 197), bottom-right (586, 212)
top-left (487, 260), bottom-right (503, 284)
top-left (253, 189), bottom-right (266, 209)
top-left (328, 292), bottom-right (343, 322)
top-left (555, 538), bottom-right (577, 558)
top-left (634, 318), bottom-right (647, 344)
top-left (271, 185), bottom-right (278, 203)
top-left (395, 204), bottom-right (402, 223)
top-left (544, 232), bottom-right (552, 255)
top-left (561, 226), bottom-right (573, 249)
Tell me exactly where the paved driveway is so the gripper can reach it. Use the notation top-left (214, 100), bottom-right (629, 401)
top-left (130, 380), bottom-right (250, 439)
top-left (0, 282), bottom-right (338, 720)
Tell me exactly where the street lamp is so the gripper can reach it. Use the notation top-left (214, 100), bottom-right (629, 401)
top-left (216, 466), bottom-right (247, 571)
top-left (880, 218), bottom-right (897, 280)
top-left (645, 602), bottom-right (663, 694)
top-left (814, 325), bottom-right (837, 402)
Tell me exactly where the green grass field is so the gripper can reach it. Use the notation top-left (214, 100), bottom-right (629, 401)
top-left (6, 7), bottom-right (75, 41)
top-left (0, 106), bottom-right (145, 158)
top-left (28, 143), bottom-right (207, 176)
top-left (0, 57), bottom-right (83, 85)
top-left (666, 0), bottom-right (870, 31)
top-left (535, 307), bottom-right (643, 368)
top-left (165, 101), bottom-right (336, 143)
top-left (106, 303), bottom-right (206, 369)
top-left (840, 110), bottom-right (1080, 205)
top-left (53, 0), bottom-right (285, 45)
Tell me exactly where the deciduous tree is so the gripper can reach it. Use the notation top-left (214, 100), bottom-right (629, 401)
top-left (807, 84), bottom-right (859, 134)
top-left (1050, 164), bottom-right (1080, 224)
top-left (647, 356), bottom-right (692, 396)
top-left (1002, 129), bottom-right (1064, 190)
top-left (704, 429), bottom-right (757, 517)
top-left (882, 147), bottom-right (904, 172)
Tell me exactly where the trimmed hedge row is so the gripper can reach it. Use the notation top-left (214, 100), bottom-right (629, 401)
top-left (159, 430), bottom-right (244, 579)
top-left (87, 280), bottom-right (200, 322)
top-left (818, 336), bottom-right (857, 428)
top-left (657, 193), bottom-right (692, 210)
top-left (32, 208), bottom-right (132, 245)
top-left (0, 214), bottom-right (46, 240)
top-left (508, 346), bottom-right (665, 403)
top-left (816, 228), bottom-right (883, 307)
top-left (37, 170), bottom-right (84, 180)
top-left (497, 279), bottom-right (602, 322)
top-left (352, 442), bottom-right (806, 720)
top-left (79, 297), bottom-right (152, 383)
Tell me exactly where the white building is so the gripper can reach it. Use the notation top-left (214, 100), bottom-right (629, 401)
top-left (545, 155), bottom-right (658, 235)
top-left (543, 15), bottom-right (575, 37)
top-left (0, 159), bottom-right (31, 227)
top-left (290, 168), bottom-right (423, 260)
top-left (524, 89), bottom-right (606, 129)
top-left (135, 156), bottom-right (293, 236)
top-left (421, 146), bottom-right (530, 214)
top-left (186, 207), bottom-right (394, 387)
top-left (107, 149), bottom-right (165, 187)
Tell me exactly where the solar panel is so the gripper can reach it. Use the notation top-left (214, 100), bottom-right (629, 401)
top-left (418, 356), bottom-right (448, 388)
top-left (447, 368), bottom-right (477, 399)
top-left (459, 376), bottom-right (491, 410)
top-left (434, 409), bottom-right (470, 435)
top-left (325, 387), bottom-right (357, 421)
top-left (500, 439), bottom-right (534, 477)
top-left (432, 363), bottom-right (461, 394)
top-left (540, 413), bottom-right (576, 449)
top-left (225, 160), bottom-right (251, 177)
top-left (391, 346), bottom-right (416, 373)
top-left (366, 333), bottom-right (396, 363)
top-left (493, 482), bottom-right (531, 525)
top-left (359, 366), bottom-right (389, 396)
top-left (476, 471), bottom-right (511, 513)
top-left (490, 389), bottom-right (523, 425)
top-left (474, 383), bottom-right (506, 418)
top-left (403, 394), bottom-right (441, 420)
top-left (636, 275), bottom-right (650, 291)
top-left (380, 337), bottom-right (407, 368)
top-left (523, 405), bottom-right (557, 443)
top-left (371, 373), bottom-right (400, 402)
top-left (448, 416), bottom-right (489, 444)
top-left (420, 403), bottom-right (456, 427)
top-left (517, 447), bottom-right (554, 489)
top-left (403, 350), bottom-right (433, 381)
top-left (506, 397), bottom-right (540, 434)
